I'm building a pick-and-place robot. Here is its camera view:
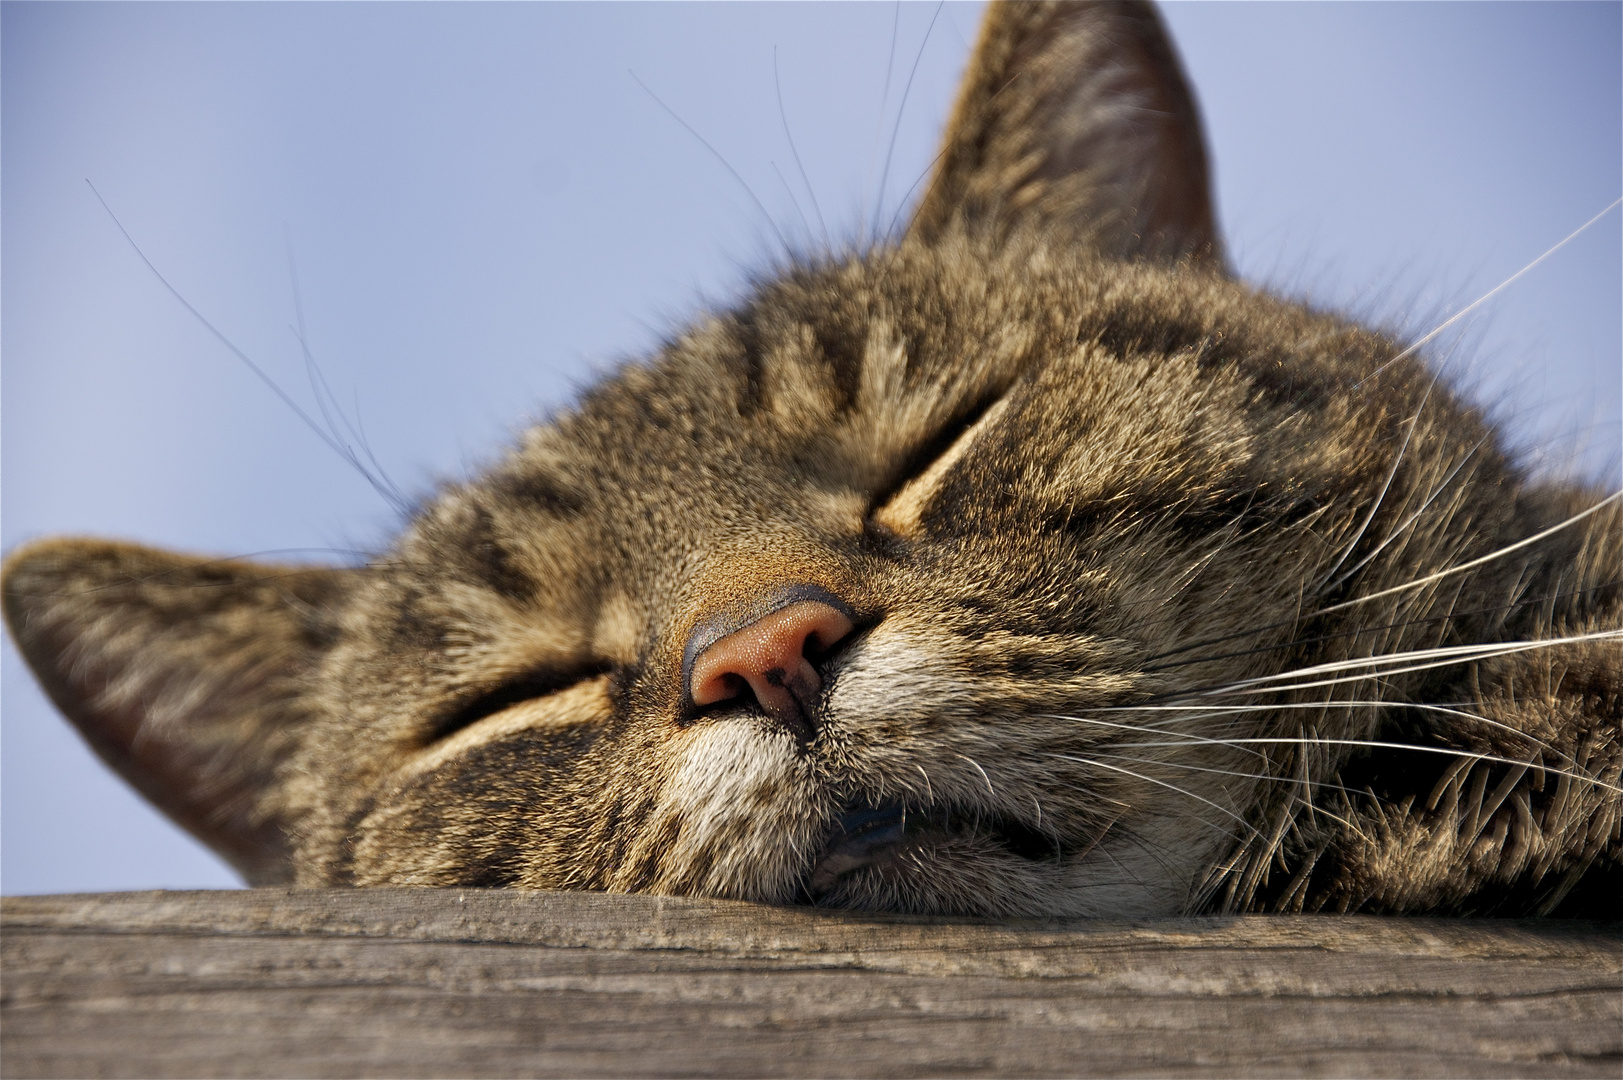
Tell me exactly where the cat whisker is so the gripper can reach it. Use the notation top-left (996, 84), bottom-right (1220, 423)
top-left (1045, 753), bottom-right (1260, 841)
top-left (915, 764), bottom-right (935, 805)
top-left (958, 754), bottom-right (997, 798)
top-left (1128, 639), bottom-right (1613, 714)
top-left (1309, 490), bottom-right (1623, 618)
top-left (768, 161), bottom-right (818, 251)
top-left (873, 0), bottom-right (945, 246)
top-left (1141, 578), bottom-right (1621, 674)
top-left (343, 390), bottom-right (403, 509)
top-left (1141, 492), bottom-right (1619, 679)
top-left (1318, 378), bottom-right (1438, 587)
top-left (773, 46), bottom-right (830, 251)
top-left (857, 1), bottom-right (902, 244)
top-left (1069, 699), bottom-right (1571, 765)
top-left (1092, 738), bottom-right (1621, 795)
top-left (1085, 749), bottom-right (1365, 820)
top-left (88, 182), bottom-right (414, 516)
top-left (1187, 630), bottom-right (1623, 698)
top-left (1351, 196), bottom-right (1622, 391)
top-left (886, 141), bottom-right (953, 244)
top-left (629, 71), bottom-right (792, 256)
top-left (1040, 712), bottom-right (1270, 759)
top-left (1115, 754), bottom-right (1366, 848)
top-left (1187, 646), bottom-right (1605, 701)
top-left (1323, 436), bottom-right (1491, 595)
top-left (284, 227), bottom-right (411, 514)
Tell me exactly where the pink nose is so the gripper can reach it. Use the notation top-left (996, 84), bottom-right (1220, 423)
top-left (688, 598), bottom-right (855, 736)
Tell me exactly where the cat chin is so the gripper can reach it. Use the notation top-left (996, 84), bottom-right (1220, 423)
top-left (797, 827), bottom-right (1202, 918)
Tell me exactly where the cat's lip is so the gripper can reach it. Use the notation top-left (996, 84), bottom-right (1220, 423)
top-left (804, 805), bottom-right (910, 896)
top-left (802, 802), bottom-right (1057, 899)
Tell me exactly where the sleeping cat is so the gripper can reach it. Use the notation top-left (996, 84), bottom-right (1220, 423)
top-left (4, 1), bottom-right (1618, 916)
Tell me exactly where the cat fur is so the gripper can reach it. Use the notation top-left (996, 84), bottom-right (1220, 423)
top-left (4, 1), bottom-right (1618, 917)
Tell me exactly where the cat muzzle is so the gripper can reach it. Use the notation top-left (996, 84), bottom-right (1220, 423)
top-left (803, 801), bottom-right (1062, 901)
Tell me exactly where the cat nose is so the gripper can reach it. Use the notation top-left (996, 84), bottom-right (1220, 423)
top-left (686, 596), bottom-right (855, 739)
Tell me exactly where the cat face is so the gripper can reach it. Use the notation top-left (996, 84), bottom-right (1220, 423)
top-left (305, 236), bottom-right (1445, 913)
top-left (4, 3), bottom-right (1618, 914)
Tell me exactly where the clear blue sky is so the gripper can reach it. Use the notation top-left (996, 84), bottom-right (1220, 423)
top-left (4, 2), bottom-right (1618, 894)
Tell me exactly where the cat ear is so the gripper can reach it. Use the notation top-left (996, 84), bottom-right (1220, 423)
top-left (911, 0), bottom-right (1223, 265)
top-left (1, 539), bottom-right (354, 884)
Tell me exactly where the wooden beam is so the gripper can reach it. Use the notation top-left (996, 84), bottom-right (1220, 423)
top-left (3, 889), bottom-right (1618, 1078)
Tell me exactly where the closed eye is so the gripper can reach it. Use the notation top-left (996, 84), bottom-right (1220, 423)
top-left (868, 392), bottom-right (1013, 536)
top-left (426, 663), bottom-right (613, 744)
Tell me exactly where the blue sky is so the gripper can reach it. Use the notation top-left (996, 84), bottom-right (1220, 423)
top-left (3, 2), bottom-right (1619, 894)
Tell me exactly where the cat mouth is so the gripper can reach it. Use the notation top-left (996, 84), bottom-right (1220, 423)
top-left (801, 801), bottom-right (1059, 900)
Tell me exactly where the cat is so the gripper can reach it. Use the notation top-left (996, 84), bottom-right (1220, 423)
top-left (4, 1), bottom-right (1619, 916)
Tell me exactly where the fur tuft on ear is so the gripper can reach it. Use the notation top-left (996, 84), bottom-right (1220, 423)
top-left (2, 539), bottom-right (352, 884)
top-left (911, 0), bottom-right (1223, 264)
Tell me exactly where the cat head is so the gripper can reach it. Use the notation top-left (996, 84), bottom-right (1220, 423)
top-left (0, 2), bottom-right (1543, 914)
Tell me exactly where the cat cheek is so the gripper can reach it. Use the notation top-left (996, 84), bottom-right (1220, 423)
top-left (349, 722), bottom-right (603, 888)
top-left (821, 623), bottom-right (986, 730)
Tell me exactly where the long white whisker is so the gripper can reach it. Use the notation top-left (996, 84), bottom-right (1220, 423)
top-left (1060, 699), bottom-right (1569, 763)
top-left (1310, 492), bottom-right (1622, 617)
top-left (1319, 384), bottom-right (1435, 586)
top-left (1092, 738), bottom-right (1621, 795)
top-left (1196, 631), bottom-right (1622, 695)
top-left (1087, 750), bottom-right (1365, 824)
top-left (1195, 642), bottom-right (1621, 701)
top-left (1324, 435), bottom-right (1491, 594)
top-left (1076, 703), bottom-right (1373, 715)
top-left (1353, 196), bottom-right (1622, 389)
top-left (1046, 754), bottom-right (1260, 839)
top-left (1038, 712), bottom-right (1269, 758)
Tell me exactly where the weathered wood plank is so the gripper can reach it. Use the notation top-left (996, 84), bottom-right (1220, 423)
top-left (2, 890), bottom-right (1618, 1078)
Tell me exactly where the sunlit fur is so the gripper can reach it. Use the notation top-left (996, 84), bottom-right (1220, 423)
top-left (3, 2), bottom-right (1617, 916)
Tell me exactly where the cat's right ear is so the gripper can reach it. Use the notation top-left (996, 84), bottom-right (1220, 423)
top-left (1, 539), bottom-right (355, 884)
top-left (910, 0), bottom-right (1223, 265)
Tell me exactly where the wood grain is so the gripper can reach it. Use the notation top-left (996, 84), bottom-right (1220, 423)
top-left (2, 889), bottom-right (1618, 1078)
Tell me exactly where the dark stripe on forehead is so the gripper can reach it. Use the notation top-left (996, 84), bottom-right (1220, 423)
top-left (391, 585), bottom-right (448, 649)
top-left (489, 470), bottom-right (587, 517)
top-left (466, 506), bottom-right (535, 603)
top-left (811, 317), bottom-right (867, 416)
top-left (731, 313), bottom-right (766, 418)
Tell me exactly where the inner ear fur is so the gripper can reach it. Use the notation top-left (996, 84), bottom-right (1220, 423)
top-left (911, 0), bottom-right (1223, 265)
top-left (2, 538), bottom-right (353, 884)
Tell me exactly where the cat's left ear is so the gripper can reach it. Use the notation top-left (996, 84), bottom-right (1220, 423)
top-left (910, 0), bottom-right (1223, 266)
top-left (2, 539), bottom-right (355, 884)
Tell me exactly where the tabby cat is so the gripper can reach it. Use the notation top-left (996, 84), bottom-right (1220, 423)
top-left (5, 1), bottom-right (1619, 916)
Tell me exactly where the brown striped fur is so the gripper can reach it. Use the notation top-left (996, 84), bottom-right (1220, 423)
top-left (4, 2), bottom-right (1617, 916)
